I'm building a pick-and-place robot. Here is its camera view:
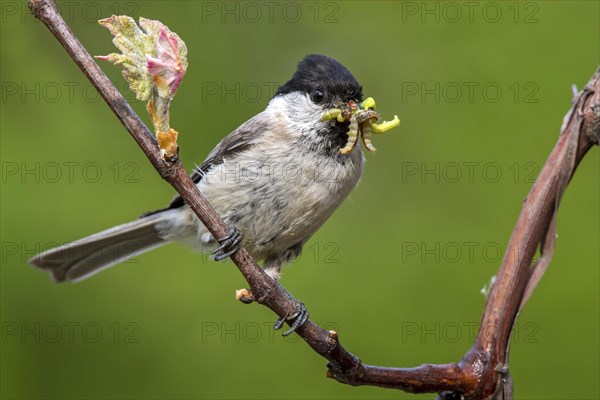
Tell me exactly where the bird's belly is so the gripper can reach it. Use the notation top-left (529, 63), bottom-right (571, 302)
top-left (197, 148), bottom-right (364, 261)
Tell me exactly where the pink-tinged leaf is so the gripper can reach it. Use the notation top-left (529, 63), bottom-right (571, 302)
top-left (145, 28), bottom-right (187, 97)
top-left (96, 16), bottom-right (188, 101)
top-left (97, 15), bottom-right (187, 146)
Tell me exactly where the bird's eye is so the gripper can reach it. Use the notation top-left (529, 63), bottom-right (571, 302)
top-left (310, 89), bottom-right (325, 104)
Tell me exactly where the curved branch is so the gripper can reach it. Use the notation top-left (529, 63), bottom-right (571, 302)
top-left (26, 0), bottom-right (362, 376)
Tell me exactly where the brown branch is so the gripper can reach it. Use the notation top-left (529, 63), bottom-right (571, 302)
top-left (28, 1), bottom-right (599, 398)
top-left (461, 70), bottom-right (599, 398)
top-left (26, 0), bottom-right (362, 378)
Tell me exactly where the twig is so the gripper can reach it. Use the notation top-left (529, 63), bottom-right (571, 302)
top-left (26, 0), bottom-right (363, 379)
top-left (28, 0), bottom-right (599, 398)
top-left (460, 68), bottom-right (599, 398)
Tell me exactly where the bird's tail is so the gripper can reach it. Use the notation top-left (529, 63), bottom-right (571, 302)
top-left (29, 210), bottom-right (179, 282)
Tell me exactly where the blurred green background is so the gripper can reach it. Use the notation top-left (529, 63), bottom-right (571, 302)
top-left (1, 1), bottom-right (598, 399)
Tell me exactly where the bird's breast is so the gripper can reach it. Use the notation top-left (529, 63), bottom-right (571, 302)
top-left (198, 137), bottom-right (364, 260)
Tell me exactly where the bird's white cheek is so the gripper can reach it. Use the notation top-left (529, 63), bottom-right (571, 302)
top-left (266, 93), bottom-right (329, 136)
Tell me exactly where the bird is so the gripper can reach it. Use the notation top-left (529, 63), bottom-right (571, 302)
top-left (30, 54), bottom-right (367, 334)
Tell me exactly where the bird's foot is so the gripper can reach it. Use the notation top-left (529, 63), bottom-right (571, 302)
top-left (212, 227), bottom-right (243, 261)
top-left (273, 301), bottom-right (309, 336)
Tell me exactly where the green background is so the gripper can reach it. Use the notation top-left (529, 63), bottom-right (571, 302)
top-left (1, 1), bottom-right (598, 399)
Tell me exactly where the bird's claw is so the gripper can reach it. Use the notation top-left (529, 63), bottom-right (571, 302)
top-left (274, 301), bottom-right (309, 336)
top-left (212, 227), bottom-right (243, 261)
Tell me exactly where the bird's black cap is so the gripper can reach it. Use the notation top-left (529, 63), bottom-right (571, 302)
top-left (275, 54), bottom-right (363, 104)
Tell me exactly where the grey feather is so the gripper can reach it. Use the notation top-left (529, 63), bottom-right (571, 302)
top-left (147, 113), bottom-right (269, 214)
top-left (29, 211), bottom-right (178, 282)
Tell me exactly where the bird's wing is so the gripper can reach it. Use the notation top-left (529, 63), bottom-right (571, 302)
top-left (142, 112), bottom-right (270, 215)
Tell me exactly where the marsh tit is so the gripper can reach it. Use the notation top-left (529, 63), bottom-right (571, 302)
top-left (30, 54), bottom-right (367, 289)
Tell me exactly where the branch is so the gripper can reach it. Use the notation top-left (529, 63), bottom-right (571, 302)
top-left (26, 0), bottom-right (362, 378)
top-left (466, 68), bottom-right (599, 396)
top-left (28, 0), bottom-right (599, 398)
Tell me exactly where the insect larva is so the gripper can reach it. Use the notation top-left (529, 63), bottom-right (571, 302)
top-left (321, 97), bottom-right (400, 155)
top-left (356, 109), bottom-right (379, 152)
top-left (340, 112), bottom-right (359, 154)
